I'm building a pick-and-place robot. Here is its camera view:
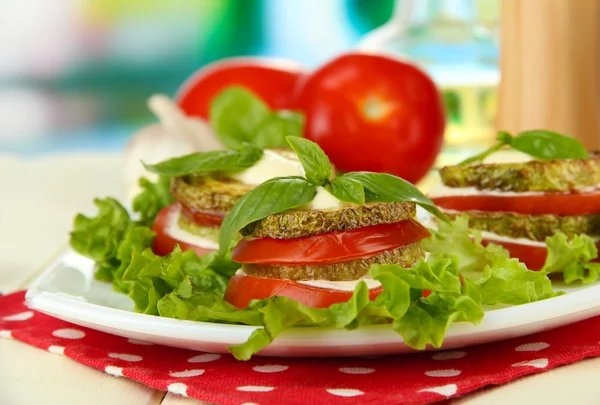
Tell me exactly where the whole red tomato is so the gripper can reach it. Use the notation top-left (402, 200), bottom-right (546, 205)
top-left (176, 57), bottom-right (306, 119)
top-left (295, 53), bottom-right (445, 184)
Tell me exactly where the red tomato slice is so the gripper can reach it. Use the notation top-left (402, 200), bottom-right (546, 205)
top-left (180, 204), bottom-right (224, 227)
top-left (232, 219), bottom-right (430, 265)
top-left (224, 274), bottom-right (384, 309)
top-left (482, 238), bottom-right (600, 270)
top-left (295, 52), bottom-right (445, 184)
top-left (152, 204), bottom-right (216, 257)
top-left (433, 191), bottom-right (600, 216)
top-left (176, 57), bottom-right (306, 118)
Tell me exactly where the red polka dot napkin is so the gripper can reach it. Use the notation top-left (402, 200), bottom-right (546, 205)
top-left (2, 291), bottom-right (600, 405)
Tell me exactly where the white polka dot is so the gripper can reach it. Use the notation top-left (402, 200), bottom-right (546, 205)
top-left (432, 351), bottom-right (467, 360)
top-left (0, 330), bottom-right (12, 339)
top-left (105, 366), bottom-right (123, 377)
top-left (108, 353), bottom-right (143, 362)
top-left (52, 328), bottom-right (85, 339)
top-left (252, 365), bottom-right (289, 373)
top-left (419, 384), bottom-right (458, 397)
top-left (2, 311), bottom-right (34, 321)
top-left (512, 358), bottom-right (549, 369)
top-left (48, 345), bottom-right (65, 355)
top-left (168, 383), bottom-right (188, 397)
top-left (169, 369), bottom-right (205, 378)
top-left (188, 353), bottom-right (221, 363)
top-left (236, 386), bottom-right (275, 392)
top-left (425, 369), bottom-right (462, 377)
top-left (326, 389), bottom-right (364, 397)
top-left (339, 367), bottom-right (375, 375)
top-left (515, 342), bottom-right (550, 352)
top-left (127, 338), bottom-right (154, 346)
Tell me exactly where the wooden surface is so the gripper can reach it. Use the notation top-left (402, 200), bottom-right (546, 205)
top-left (498, 0), bottom-right (600, 150)
top-left (1, 152), bottom-right (600, 405)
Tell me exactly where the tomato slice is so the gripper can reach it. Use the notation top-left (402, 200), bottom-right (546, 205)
top-left (433, 191), bottom-right (600, 216)
top-left (180, 204), bottom-right (224, 227)
top-left (232, 219), bottom-right (430, 265)
top-left (482, 238), bottom-right (600, 270)
top-left (224, 274), bottom-right (384, 309)
top-left (152, 204), bottom-right (216, 257)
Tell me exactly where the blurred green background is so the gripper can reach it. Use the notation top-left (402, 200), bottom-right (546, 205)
top-left (0, 0), bottom-right (500, 155)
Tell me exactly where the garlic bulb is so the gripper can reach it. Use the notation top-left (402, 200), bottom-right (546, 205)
top-left (123, 94), bottom-right (223, 202)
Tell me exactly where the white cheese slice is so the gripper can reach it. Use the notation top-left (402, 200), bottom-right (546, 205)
top-left (165, 205), bottom-right (219, 250)
top-left (481, 150), bottom-right (534, 164)
top-left (234, 269), bottom-right (381, 292)
top-left (479, 230), bottom-right (548, 247)
top-left (228, 149), bottom-right (305, 185)
top-left (297, 278), bottom-right (382, 291)
top-left (229, 149), bottom-right (342, 210)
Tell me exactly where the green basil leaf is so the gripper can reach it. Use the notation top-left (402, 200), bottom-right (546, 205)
top-left (254, 111), bottom-right (304, 149)
top-left (285, 136), bottom-right (332, 186)
top-left (343, 172), bottom-right (448, 222)
top-left (209, 86), bottom-right (270, 149)
top-left (218, 177), bottom-right (316, 254)
top-left (143, 144), bottom-right (263, 177)
top-left (510, 130), bottom-right (589, 160)
top-left (327, 176), bottom-right (365, 205)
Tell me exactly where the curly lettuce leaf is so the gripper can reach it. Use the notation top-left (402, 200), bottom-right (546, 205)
top-left (422, 215), bottom-right (509, 276)
top-left (542, 232), bottom-right (600, 284)
top-left (463, 255), bottom-right (558, 306)
top-left (133, 176), bottom-right (173, 226)
top-left (70, 198), bottom-right (130, 264)
top-left (123, 243), bottom-right (239, 315)
top-left (112, 226), bottom-right (156, 294)
top-left (70, 198), bottom-right (133, 282)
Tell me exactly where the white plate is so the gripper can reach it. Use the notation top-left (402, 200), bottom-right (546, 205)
top-left (25, 248), bottom-right (600, 357)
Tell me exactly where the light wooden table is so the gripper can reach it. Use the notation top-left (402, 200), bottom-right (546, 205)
top-left (2, 153), bottom-right (600, 405)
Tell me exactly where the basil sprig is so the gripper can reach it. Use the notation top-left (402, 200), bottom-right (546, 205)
top-left (287, 136), bottom-right (332, 186)
top-left (143, 143), bottom-right (263, 177)
top-left (460, 130), bottom-right (589, 166)
top-left (342, 172), bottom-right (447, 221)
top-left (210, 86), bottom-right (303, 149)
top-left (218, 136), bottom-right (448, 252)
top-left (218, 177), bottom-right (316, 255)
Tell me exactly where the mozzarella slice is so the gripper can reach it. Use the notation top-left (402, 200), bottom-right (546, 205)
top-left (165, 205), bottom-right (219, 250)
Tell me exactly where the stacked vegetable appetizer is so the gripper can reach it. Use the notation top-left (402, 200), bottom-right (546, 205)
top-left (431, 130), bottom-right (600, 282)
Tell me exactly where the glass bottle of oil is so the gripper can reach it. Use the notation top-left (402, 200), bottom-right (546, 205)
top-left (359, 0), bottom-right (500, 148)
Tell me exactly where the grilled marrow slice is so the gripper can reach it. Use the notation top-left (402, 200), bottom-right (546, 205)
top-left (447, 211), bottom-right (600, 241)
top-left (241, 201), bottom-right (416, 239)
top-left (170, 174), bottom-right (252, 213)
top-left (439, 152), bottom-right (600, 192)
top-left (243, 242), bottom-right (422, 281)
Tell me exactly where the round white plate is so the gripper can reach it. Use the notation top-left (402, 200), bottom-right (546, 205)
top-left (25, 248), bottom-right (600, 357)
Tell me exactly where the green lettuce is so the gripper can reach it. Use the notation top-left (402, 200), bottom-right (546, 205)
top-left (132, 176), bottom-right (173, 226)
top-left (70, 198), bottom-right (135, 282)
top-left (542, 232), bottom-right (600, 284)
top-left (158, 253), bottom-right (512, 360)
top-left (123, 245), bottom-right (237, 315)
top-left (422, 215), bottom-right (508, 277)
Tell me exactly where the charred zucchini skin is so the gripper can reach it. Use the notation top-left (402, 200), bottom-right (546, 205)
top-left (439, 152), bottom-right (600, 192)
top-left (170, 175), bottom-right (252, 213)
top-left (241, 202), bottom-right (416, 239)
top-left (448, 211), bottom-right (600, 241)
top-left (242, 241), bottom-right (422, 281)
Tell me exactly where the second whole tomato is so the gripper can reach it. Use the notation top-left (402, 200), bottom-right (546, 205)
top-left (295, 53), bottom-right (445, 184)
